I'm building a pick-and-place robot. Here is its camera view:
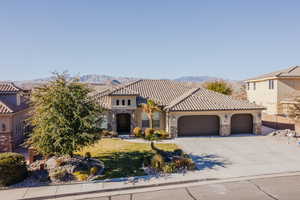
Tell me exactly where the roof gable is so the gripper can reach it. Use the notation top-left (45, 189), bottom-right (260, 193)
top-left (246, 66), bottom-right (300, 81)
top-left (0, 82), bottom-right (22, 94)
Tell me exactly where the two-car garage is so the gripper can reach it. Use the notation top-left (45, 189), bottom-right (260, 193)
top-left (177, 114), bottom-right (253, 137)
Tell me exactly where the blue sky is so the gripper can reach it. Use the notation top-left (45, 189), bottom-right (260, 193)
top-left (1, 1), bottom-right (300, 81)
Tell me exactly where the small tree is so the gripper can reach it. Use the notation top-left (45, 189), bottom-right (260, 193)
top-left (141, 99), bottom-right (161, 129)
top-left (203, 80), bottom-right (233, 95)
top-left (28, 72), bottom-right (103, 156)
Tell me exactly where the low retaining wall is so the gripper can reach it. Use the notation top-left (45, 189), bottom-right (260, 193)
top-left (262, 114), bottom-right (295, 130)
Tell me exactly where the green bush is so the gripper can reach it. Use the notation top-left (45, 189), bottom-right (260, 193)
top-left (151, 154), bottom-right (165, 170)
top-left (154, 130), bottom-right (170, 139)
top-left (0, 153), bottom-right (28, 186)
top-left (133, 127), bottom-right (143, 137)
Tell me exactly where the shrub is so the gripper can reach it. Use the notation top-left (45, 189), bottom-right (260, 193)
top-left (90, 166), bottom-right (99, 175)
top-left (162, 163), bottom-right (177, 173)
top-left (145, 128), bottom-right (155, 137)
top-left (154, 130), bottom-right (170, 139)
top-left (50, 168), bottom-right (69, 182)
top-left (73, 171), bottom-right (89, 181)
top-left (0, 153), bottom-right (28, 186)
top-left (133, 127), bottom-right (143, 137)
top-left (174, 157), bottom-right (196, 170)
top-left (85, 152), bottom-right (91, 158)
top-left (151, 154), bottom-right (165, 170)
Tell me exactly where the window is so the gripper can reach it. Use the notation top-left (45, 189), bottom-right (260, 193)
top-left (122, 99), bottom-right (125, 106)
top-left (116, 100), bottom-right (120, 106)
top-left (141, 112), bottom-right (149, 128)
top-left (247, 82), bottom-right (250, 90)
top-left (153, 112), bottom-right (160, 128)
top-left (269, 80), bottom-right (274, 89)
top-left (1, 123), bottom-right (6, 132)
top-left (128, 99), bottom-right (131, 106)
top-left (253, 82), bottom-right (256, 90)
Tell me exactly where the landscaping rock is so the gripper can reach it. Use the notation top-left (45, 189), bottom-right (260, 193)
top-left (269, 129), bottom-right (297, 137)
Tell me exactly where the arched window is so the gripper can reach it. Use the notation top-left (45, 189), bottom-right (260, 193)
top-left (128, 99), bottom-right (131, 106)
top-left (153, 112), bottom-right (160, 128)
top-left (122, 99), bottom-right (125, 106)
top-left (116, 99), bottom-right (120, 106)
top-left (141, 112), bottom-right (149, 128)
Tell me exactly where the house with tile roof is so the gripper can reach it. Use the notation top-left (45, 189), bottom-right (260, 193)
top-left (0, 82), bottom-right (29, 152)
top-left (245, 66), bottom-right (300, 116)
top-left (94, 79), bottom-right (264, 137)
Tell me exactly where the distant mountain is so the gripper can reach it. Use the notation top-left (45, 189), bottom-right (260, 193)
top-left (13, 74), bottom-right (242, 92)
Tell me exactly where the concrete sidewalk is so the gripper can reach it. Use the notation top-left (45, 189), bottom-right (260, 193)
top-left (2, 171), bottom-right (300, 200)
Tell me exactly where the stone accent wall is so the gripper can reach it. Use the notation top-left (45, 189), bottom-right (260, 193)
top-left (170, 126), bottom-right (177, 138)
top-left (0, 133), bottom-right (12, 152)
top-left (254, 123), bottom-right (262, 135)
top-left (220, 124), bottom-right (230, 136)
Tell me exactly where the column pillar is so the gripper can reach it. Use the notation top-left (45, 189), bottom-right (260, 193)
top-left (219, 114), bottom-right (231, 136)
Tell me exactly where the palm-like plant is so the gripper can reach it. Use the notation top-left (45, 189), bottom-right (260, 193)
top-left (141, 99), bottom-right (161, 128)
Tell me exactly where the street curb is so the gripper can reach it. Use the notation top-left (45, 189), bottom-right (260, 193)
top-left (21, 171), bottom-right (300, 200)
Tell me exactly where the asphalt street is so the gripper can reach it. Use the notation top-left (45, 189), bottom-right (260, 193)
top-left (82, 175), bottom-right (300, 200)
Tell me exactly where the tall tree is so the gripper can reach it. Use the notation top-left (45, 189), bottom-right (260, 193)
top-left (141, 99), bottom-right (161, 128)
top-left (203, 80), bottom-right (233, 95)
top-left (28, 72), bottom-right (103, 156)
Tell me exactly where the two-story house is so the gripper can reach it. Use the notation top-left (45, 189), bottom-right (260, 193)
top-left (94, 79), bottom-right (264, 137)
top-left (0, 82), bottom-right (29, 152)
top-left (245, 66), bottom-right (300, 115)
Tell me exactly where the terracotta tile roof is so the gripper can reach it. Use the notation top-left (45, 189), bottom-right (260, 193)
top-left (246, 66), bottom-right (300, 81)
top-left (0, 82), bottom-right (22, 94)
top-left (93, 89), bottom-right (112, 109)
top-left (94, 79), bottom-right (264, 111)
top-left (166, 88), bottom-right (264, 111)
top-left (0, 101), bottom-right (13, 114)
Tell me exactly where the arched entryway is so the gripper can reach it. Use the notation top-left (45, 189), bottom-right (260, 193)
top-left (116, 113), bottom-right (131, 134)
top-left (231, 114), bottom-right (253, 134)
top-left (177, 115), bottom-right (220, 136)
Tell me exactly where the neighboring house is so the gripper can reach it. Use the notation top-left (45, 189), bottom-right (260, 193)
top-left (0, 82), bottom-right (29, 152)
top-left (94, 79), bottom-right (264, 137)
top-left (245, 66), bottom-right (300, 116)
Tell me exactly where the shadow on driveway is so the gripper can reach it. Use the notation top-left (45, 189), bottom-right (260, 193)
top-left (189, 154), bottom-right (231, 170)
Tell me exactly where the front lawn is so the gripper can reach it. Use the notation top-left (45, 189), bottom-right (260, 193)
top-left (77, 138), bottom-right (179, 179)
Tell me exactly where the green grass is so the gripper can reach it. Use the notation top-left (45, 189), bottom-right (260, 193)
top-left (77, 138), bottom-right (179, 179)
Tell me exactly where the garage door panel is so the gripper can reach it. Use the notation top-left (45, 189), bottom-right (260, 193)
top-left (231, 114), bottom-right (253, 134)
top-left (178, 115), bottom-right (219, 136)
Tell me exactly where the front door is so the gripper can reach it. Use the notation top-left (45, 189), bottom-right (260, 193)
top-left (117, 113), bottom-right (131, 134)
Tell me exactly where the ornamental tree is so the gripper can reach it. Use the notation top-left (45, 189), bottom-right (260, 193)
top-left (203, 80), bottom-right (233, 95)
top-left (27, 72), bottom-right (103, 156)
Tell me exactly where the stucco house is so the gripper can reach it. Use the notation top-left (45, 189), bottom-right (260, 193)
top-left (94, 79), bottom-right (264, 137)
top-left (245, 66), bottom-right (300, 116)
top-left (0, 82), bottom-right (29, 152)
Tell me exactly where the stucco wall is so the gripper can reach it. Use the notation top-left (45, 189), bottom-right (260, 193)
top-left (246, 80), bottom-right (278, 114)
top-left (110, 96), bottom-right (137, 109)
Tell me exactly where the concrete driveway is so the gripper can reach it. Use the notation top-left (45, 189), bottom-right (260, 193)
top-left (174, 129), bottom-right (300, 179)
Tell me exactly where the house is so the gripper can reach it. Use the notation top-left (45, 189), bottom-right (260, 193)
top-left (94, 79), bottom-right (264, 137)
top-left (0, 82), bottom-right (29, 152)
top-left (245, 66), bottom-right (300, 116)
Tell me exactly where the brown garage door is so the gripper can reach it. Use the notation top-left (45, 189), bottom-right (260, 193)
top-left (231, 114), bottom-right (253, 134)
top-left (178, 115), bottom-right (220, 136)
